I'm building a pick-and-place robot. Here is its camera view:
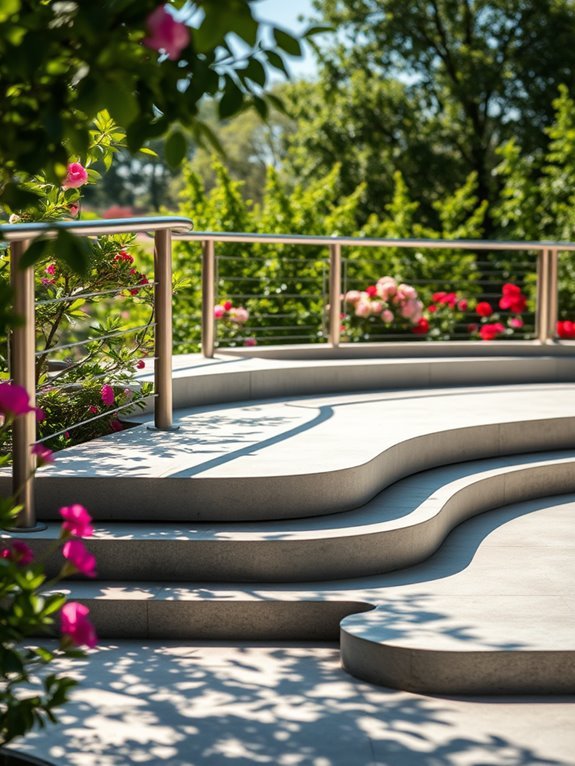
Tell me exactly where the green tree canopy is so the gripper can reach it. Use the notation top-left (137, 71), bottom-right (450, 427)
top-left (285, 0), bottom-right (575, 231)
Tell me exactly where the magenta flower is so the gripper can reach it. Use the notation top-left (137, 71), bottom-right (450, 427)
top-left (32, 443), bottom-right (54, 467)
top-left (88, 405), bottom-right (99, 415)
top-left (0, 382), bottom-right (35, 419)
top-left (62, 539), bottom-right (97, 578)
top-left (136, 359), bottom-right (146, 369)
top-left (100, 384), bottom-right (115, 407)
top-left (60, 504), bottom-right (94, 538)
top-left (1, 541), bottom-right (34, 566)
top-left (60, 602), bottom-right (98, 648)
top-left (45, 263), bottom-right (56, 276)
top-left (214, 305), bottom-right (226, 319)
top-left (144, 5), bottom-right (190, 60)
top-left (110, 418), bottom-right (123, 432)
top-left (62, 162), bottom-right (88, 190)
top-left (244, 337), bottom-right (257, 347)
top-left (35, 407), bottom-right (46, 423)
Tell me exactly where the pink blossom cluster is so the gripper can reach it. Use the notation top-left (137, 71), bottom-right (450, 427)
top-left (214, 300), bottom-right (249, 324)
top-left (62, 162), bottom-right (88, 190)
top-left (143, 5), bottom-right (190, 60)
top-left (344, 277), bottom-right (424, 328)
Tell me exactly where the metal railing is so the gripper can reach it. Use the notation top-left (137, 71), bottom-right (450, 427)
top-left (1, 217), bottom-right (192, 529)
top-left (176, 232), bottom-right (570, 356)
top-left (3, 221), bottom-right (575, 529)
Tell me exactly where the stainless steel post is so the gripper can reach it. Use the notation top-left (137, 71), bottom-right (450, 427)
top-left (202, 239), bottom-right (216, 358)
top-left (154, 229), bottom-right (174, 429)
top-left (548, 248), bottom-right (559, 341)
top-left (536, 248), bottom-right (550, 343)
top-left (328, 243), bottom-right (342, 347)
top-left (10, 240), bottom-right (37, 528)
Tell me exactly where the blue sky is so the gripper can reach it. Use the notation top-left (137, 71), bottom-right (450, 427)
top-left (253, 0), bottom-right (318, 79)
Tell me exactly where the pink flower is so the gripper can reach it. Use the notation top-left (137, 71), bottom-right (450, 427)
top-left (344, 290), bottom-right (361, 305)
top-left (62, 162), bottom-right (88, 190)
top-left (60, 504), bottom-right (94, 538)
top-left (244, 337), bottom-right (257, 347)
top-left (376, 277), bottom-right (397, 300)
top-left (88, 405), bottom-right (99, 415)
top-left (62, 539), bottom-right (97, 578)
top-left (60, 602), bottom-right (98, 648)
top-left (41, 278), bottom-right (56, 286)
top-left (1, 541), bottom-right (34, 566)
top-left (214, 304), bottom-right (226, 319)
top-left (143, 5), bottom-right (190, 60)
top-left (479, 322), bottom-right (505, 341)
top-left (381, 309), bottom-right (394, 323)
top-left (35, 407), bottom-right (46, 423)
top-left (45, 263), bottom-right (56, 276)
top-left (369, 300), bottom-right (383, 315)
top-left (136, 360), bottom-right (146, 369)
top-left (229, 307), bottom-right (249, 324)
top-left (0, 382), bottom-right (35, 419)
top-left (397, 283), bottom-right (417, 301)
top-left (509, 317), bottom-right (524, 329)
top-left (68, 203), bottom-right (80, 218)
top-left (110, 418), bottom-right (123, 432)
top-left (457, 299), bottom-right (468, 311)
top-left (100, 385), bottom-right (115, 407)
top-left (476, 301), bottom-right (493, 318)
top-left (32, 443), bottom-right (54, 467)
top-left (354, 300), bottom-right (371, 318)
top-left (400, 298), bottom-right (422, 321)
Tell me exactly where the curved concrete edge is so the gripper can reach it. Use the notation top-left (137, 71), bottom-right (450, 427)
top-left (21, 415), bottom-right (575, 521)
top-left (16, 456), bottom-right (575, 583)
top-left (339, 631), bottom-right (575, 695)
top-left (167, 353), bottom-right (575, 409)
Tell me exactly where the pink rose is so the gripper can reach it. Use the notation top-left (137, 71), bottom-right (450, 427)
top-left (60, 504), bottom-right (94, 538)
top-left (397, 283), bottom-right (417, 301)
top-left (214, 304), bottom-right (226, 319)
top-left (45, 263), bottom-right (56, 276)
top-left (400, 298), bottom-right (420, 320)
top-left (509, 317), bottom-right (524, 329)
top-left (60, 602), bottom-right (98, 648)
top-left (457, 299), bottom-right (468, 311)
top-left (144, 5), bottom-right (190, 60)
top-left (100, 384), bottom-right (115, 407)
top-left (62, 539), bottom-right (97, 578)
top-left (369, 301), bottom-right (383, 315)
top-left (344, 290), bottom-right (361, 305)
top-left (354, 300), bottom-right (371, 318)
top-left (244, 337), bottom-right (257, 347)
top-left (62, 163), bottom-right (88, 190)
top-left (381, 309), bottom-right (394, 323)
top-left (230, 307), bottom-right (249, 324)
top-left (32, 443), bottom-right (54, 467)
top-left (88, 405), bottom-right (99, 415)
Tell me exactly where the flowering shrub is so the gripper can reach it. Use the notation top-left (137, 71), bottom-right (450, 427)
top-left (557, 320), bottom-right (575, 339)
top-left (342, 277), bottom-right (424, 341)
top-left (425, 291), bottom-right (470, 340)
top-left (468, 283), bottom-right (529, 341)
top-left (0, 384), bottom-right (98, 745)
top-left (214, 300), bottom-right (256, 347)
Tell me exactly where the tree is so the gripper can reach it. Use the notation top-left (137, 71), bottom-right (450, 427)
top-left (0, 0), bottom-right (311, 213)
top-left (286, 0), bottom-right (575, 231)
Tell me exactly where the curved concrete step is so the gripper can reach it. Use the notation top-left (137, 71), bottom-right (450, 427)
top-left (8, 383), bottom-right (575, 521)
top-left (19, 450), bottom-right (575, 582)
top-left (49, 494), bottom-right (575, 694)
top-left (340, 494), bottom-right (575, 695)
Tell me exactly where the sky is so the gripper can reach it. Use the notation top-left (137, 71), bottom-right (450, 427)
top-left (253, 0), bottom-right (319, 79)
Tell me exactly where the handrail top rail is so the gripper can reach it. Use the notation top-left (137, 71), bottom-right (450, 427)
top-left (178, 230), bottom-right (575, 252)
top-left (0, 216), bottom-right (193, 242)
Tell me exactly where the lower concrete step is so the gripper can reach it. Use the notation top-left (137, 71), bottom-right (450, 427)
top-left (49, 493), bottom-right (575, 694)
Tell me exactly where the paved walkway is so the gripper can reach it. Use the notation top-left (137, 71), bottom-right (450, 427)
top-left (16, 641), bottom-right (575, 766)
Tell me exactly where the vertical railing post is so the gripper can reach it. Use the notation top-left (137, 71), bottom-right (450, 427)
top-left (10, 240), bottom-right (37, 529)
top-left (536, 248), bottom-right (551, 343)
top-left (153, 228), bottom-right (174, 429)
top-left (548, 248), bottom-right (559, 341)
top-left (202, 239), bottom-right (216, 358)
top-left (328, 243), bottom-right (342, 347)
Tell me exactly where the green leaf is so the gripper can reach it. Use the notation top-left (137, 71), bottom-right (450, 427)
top-left (218, 78), bottom-right (244, 120)
top-left (139, 147), bottom-right (158, 157)
top-left (194, 8), bottom-right (227, 52)
top-left (164, 130), bottom-right (187, 168)
top-left (1, 182), bottom-right (42, 213)
top-left (265, 49), bottom-right (289, 76)
top-left (303, 25), bottom-right (333, 38)
top-left (53, 230), bottom-right (92, 275)
top-left (243, 58), bottom-right (267, 88)
top-left (253, 95), bottom-right (269, 120)
top-left (265, 93), bottom-right (286, 114)
top-left (19, 237), bottom-right (53, 270)
top-left (273, 28), bottom-right (302, 57)
top-left (103, 80), bottom-right (139, 128)
top-left (0, 0), bottom-right (21, 23)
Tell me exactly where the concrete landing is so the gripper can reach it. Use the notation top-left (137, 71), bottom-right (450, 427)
top-left (12, 383), bottom-right (575, 521)
top-left (14, 642), bottom-right (575, 766)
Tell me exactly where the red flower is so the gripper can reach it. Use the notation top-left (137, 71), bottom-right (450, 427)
top-left (136, 360), bottom-right (146, 369)
top-left (476, 302), bottom-right (493, 318)
top-left (557, 320), bottom-right (575, 339)
top-left (1, 541), bottom-right (34, 566)
top-left (432, 291), bottom-right (446, 302)
top-left (499, 283), bottom-right (527, 313)
top-left (223, 301), bottom-right (233, 311)
top-left (366, 285), bottom-right (377, 297)
top-left (457, 299), bottom-right (468, 311)
top-left (427, 304), bottom-right (437, 313)
top-left (479, 322), bottom-right (505, 341)
top-left (412, 317), bottom-right (430, 335)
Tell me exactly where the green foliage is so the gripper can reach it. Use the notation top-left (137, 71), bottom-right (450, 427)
top-left (0, 0), bottom-right (310, 213)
